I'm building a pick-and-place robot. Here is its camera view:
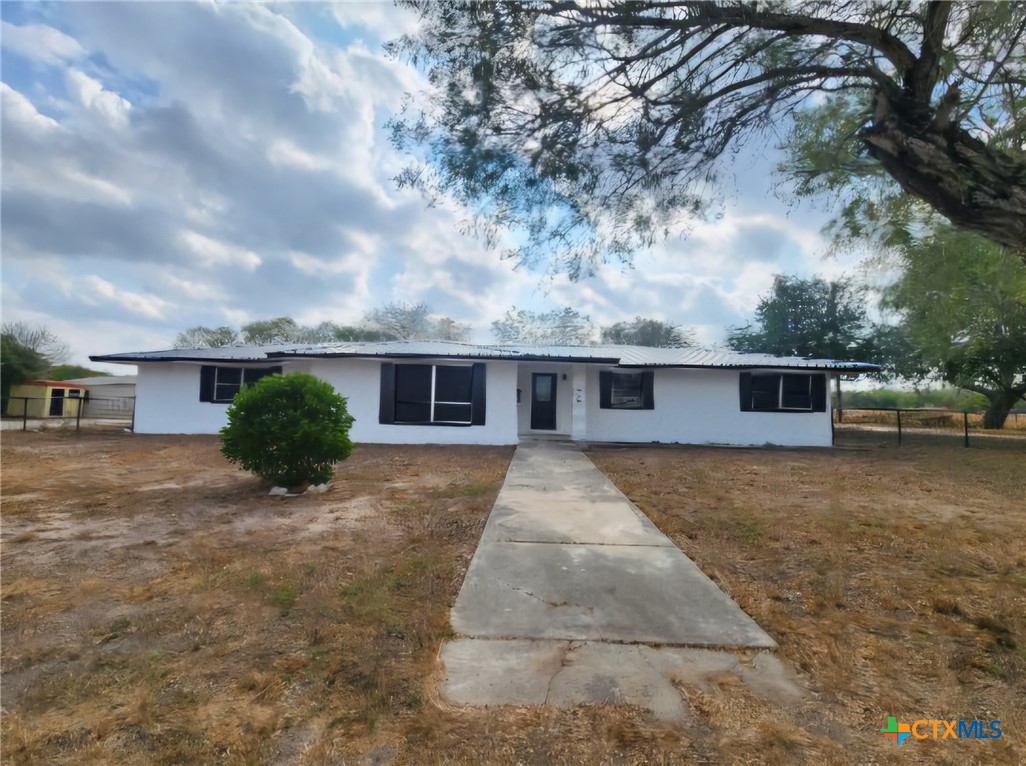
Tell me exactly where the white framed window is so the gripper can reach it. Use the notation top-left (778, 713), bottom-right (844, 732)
top-left (741, 372), bottom-right (825, 412)
top-left (382, 362), bottom-right (485, 426)
top-left (599, 370), bottom-right (654, 410)
top-left (200, 366), bottom-right (281, 403)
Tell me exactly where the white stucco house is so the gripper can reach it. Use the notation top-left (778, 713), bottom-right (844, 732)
top-left (91, 341), bottom-right (878, 447)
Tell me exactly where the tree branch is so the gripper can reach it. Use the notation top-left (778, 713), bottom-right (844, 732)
top-left (906, 0), bottom-right (952, 101)
top-left (557, 1), bottom-right (917, 75)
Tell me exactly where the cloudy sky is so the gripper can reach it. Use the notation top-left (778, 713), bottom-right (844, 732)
top-left (1, 2), bottom-right (864, 372)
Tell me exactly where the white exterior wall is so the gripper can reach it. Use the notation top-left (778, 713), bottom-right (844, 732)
top-left (311, 358), bottom-right (519, 445)
top-left (133, 360), bottom-right (313, 434)
top-left (132, 358), bottom-right (831, 447)
top-left (581, 367), bottom-right (833, 448)
top-left (516, 362), bottom-right (575, 435)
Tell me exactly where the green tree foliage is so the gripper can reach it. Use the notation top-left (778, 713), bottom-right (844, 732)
top-left (491, 307), bottom-right (593, 345)
top-left (319, 324), bottom-right (400, 342)
top-left (241, 317), bottom-right (326, 345)
top-left (1, 323), bottom-right (68, 403)
top-left (362, 302), bottom-right (471, 341)
top-left (1, 335), bottom-right (50, 403)
top-left (600, 317), bottom-right (693, 348)
top-left (174, 326), bottom-right (241, 348)
top-left (1, 322), bottom-right (69, 363)
top-left (49, 365), bottom-right (110, 381)
top-left (220, 373), bottom-right (355, 488)
top-left (390, 1), bottom-right (1026, 275)
top-left (727, 276), bottom-right (876, 360)
top-left (880, 226), bottom-right (1026, 428)
top-left (842, 387), bottom-right (991, 411)
top-left (173, 305), bottom-right (470, 349)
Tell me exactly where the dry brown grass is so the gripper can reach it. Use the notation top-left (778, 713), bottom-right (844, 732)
top-left (2, 432), bottom-right (703, 765)
top-left (3, 430), bottom-right (1023, 764)
top-left (588, 431), bottom-right (1026, 765)
top-left (838, 408), bottom-right (1026, 433)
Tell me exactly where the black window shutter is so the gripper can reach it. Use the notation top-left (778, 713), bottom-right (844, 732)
top-left (379, 363), bottom-right (395, 424)
top-left (738, 372), bottom-right (753, 412)
top-left (599, 371), bottom-right (612, 409)
top-left (641, 371), bottom-right (655, 410)
top-left (199, 366), bottom-right (216, 402)
top-left (811, 373), bottom-right (827, 412)
top-left (471, 363), bottom-right (487, 425)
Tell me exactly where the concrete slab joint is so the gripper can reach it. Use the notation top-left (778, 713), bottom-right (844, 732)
top-left (441, 440), bottom-right (790, 723)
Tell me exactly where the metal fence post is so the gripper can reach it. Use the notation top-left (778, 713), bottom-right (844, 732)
top-left (129, 397), bottom-right (136, 433)
top-left (963, 411), bottom-right (969, 448)
top-left (76, 399), bottom-right (83, 432)
top-left (22, 398), bottom-right (28, 431)
top-left (896, 409), bottom-right (902, 446)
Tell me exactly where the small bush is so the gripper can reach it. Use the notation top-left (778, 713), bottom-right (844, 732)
top-left (220, 372), bottom-right (355, 488)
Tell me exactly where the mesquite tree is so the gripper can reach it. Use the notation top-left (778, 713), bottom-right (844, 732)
top-left (389, 1), bottom-right (1026, 274)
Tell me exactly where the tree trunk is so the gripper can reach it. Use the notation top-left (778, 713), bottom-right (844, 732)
top-left (982, 390), bottom-right (1022, 429)
top-left (862, 94), bottom-right (1026, 259)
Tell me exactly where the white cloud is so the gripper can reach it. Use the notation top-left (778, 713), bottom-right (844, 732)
top-left (267, 139), bottom-right (336, 172)
top-left (1, 21), bottom-right (86, 65)
top-left (1, 82), bottom-right (60, 132)
top-left (179, 231), bottom-right (262, 271)
top-left (289, 250), bottom-right (364, 276)
top-left (82, 276), bottom-right (173, 319)
top-left (65, 69), bottom-right (132, 129)
top-left (327, 3), bottom-right (421, 40)
top-left (0, 2), bottom-right (857, 367)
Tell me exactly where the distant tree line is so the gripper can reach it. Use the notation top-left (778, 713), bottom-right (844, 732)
top-left (725, 241), bottom-right (1026, 429)
top-left (175, 304), bottom-right (695, 350)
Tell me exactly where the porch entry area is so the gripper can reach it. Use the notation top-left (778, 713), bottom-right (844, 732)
top-left (516, 362), bottom-right (578, 437)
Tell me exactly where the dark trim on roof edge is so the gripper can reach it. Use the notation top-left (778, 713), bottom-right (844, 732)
top-left (89, 355), bottom-right (275, 364)
top-left (263, 351), bottom-right (624, 364)
top-left (616, 363), bottom-right (881, 372)
top-left (92, 352), bottom-right (878, 373)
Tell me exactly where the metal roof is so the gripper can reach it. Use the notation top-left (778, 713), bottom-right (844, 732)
top-left (64, 375), bottom-right (138, 386)
top-left (91, 344), bottom-right (302, 363)
top-left (92, 340), bottom-right (879, 372)
top-left (21, 379), bottom-right (90, 388)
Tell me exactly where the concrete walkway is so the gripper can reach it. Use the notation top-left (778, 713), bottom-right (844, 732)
top-left (441, 440), bottom-right (791, 721)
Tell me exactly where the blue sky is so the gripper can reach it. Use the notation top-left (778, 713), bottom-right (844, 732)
top-left (1, 2), bottom-right (864, 371)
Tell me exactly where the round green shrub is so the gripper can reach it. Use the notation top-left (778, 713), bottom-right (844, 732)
top-left (219, 372), bottom-right (355, 488)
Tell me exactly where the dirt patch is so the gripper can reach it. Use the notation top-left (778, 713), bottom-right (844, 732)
top-left (1, 432), bottom-right (520, 765)
top-left (5, 430), bottom-right (1023, 764)
top-left (587, 431), bottom-right (1026, 765)
top-left (2, 432), bottom-right (702, 765)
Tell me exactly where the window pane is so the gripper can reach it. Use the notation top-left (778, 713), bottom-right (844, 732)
top-left (750, 374), bottom-right (780, 410)
top-left (781, 374), bottom-right (813, 409)
top-left (396, 401), bottom-right (432, 422)
top-left (215, 383), bottom-right (240, 401)
top-left (244, 368), bottom-right (274, 384)
top-left (611, 372), bottom-right (643, 408)
top-left (217, 367), bottom-right (242, 384)
top-left (396, 365), bottom-right (432, 401)
top-left (533, 375), bottom-right (553, 402)
top-left (395, 365), bottom-right (432, 422)
top-left (435, 366), bottom-right (473, 403)
top-left (434, 403), bottom-right (472, 423)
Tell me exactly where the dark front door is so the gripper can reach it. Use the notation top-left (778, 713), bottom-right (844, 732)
top-left (530, 373), bottom-right (557, 430)
top-left (49, 389), bottom-right (66, 417)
